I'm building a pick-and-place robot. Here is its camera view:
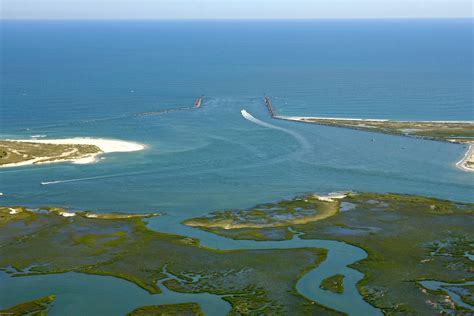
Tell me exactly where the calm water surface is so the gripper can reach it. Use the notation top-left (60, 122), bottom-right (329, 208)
top-left (0, 20), bottom-right (472, 314)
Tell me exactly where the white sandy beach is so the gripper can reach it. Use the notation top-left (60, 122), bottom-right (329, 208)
top-left (456, 144), bottom-right (474, 172)
top-left (1, 137), bottom-right (145, 168)
top-left (17, 137), bottom-right (145, 152)
top-left (314, 192), bottom-right (349, 202)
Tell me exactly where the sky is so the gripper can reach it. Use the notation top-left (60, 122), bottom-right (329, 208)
top-left (1, 0), bottom-right (472, 20)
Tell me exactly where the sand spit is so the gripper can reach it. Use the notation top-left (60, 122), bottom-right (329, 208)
top-left (16, 138), bottom-right (145, 153)
top-left (455, 144), bottom-right (474, 172)
top-left (4, 206), bottom-right (160, 219)
top-left (0, 138), bottom-right (145, 168)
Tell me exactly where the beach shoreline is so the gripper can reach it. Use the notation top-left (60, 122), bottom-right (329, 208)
top-left (0, 137), bottom-right (145, 168)
top-left (455, 144), bottom-right (474, 172)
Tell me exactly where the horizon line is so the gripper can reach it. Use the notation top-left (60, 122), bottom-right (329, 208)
top-left (1, 17), bottom-right (473, 22)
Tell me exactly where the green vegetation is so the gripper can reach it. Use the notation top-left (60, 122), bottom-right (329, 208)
top-left (461, 284), bottom-right (474, 306)
top-left (183, 193), bottom-right (340, 233)
top-left (2, 192), bottom-right (472, 315)
top-left (73, 230), bottom-right (128, 248)
top-left (186, 192), bottom-right (474, 314)
top-left (0, 206), bottom-right (332, 315)
top-left (126, 303), bottom-right (204, 316)
top-left (320, 274), bottom-right (345, 294)
top-left (0, 140), bottom-right (100, 167)
top-left (0, 295), bottom-right (55, 316)
top-left (199, 226), bottom-right (293, 241)
top-left (289, 118), bottom-right (474, 143)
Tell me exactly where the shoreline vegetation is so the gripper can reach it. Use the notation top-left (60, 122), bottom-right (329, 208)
top-left (0, 295), bottom-right (56, 315)
top-left (0, 203), bottom-right (332, 315)
top-left (0, 138), bottom-right (145, 168)
top-left (1, 298), bottom-right (206, 316)
top-left (184, 191), bottom-right (473, 314)
top-left (4, 205), bottom-right (161, 219)
top-left (183, 192), bottom-right (347, 231)
top-left (127, 303), bottom-right (204, 316)
top-left (1, 192), bottom-right (472, 314)
top-left (320, 274), bottom-right (345, 294)
top-left (274, 115), bottom-right (474, 172)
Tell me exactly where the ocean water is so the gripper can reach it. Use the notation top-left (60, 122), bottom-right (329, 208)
top-left (0, 19), bottom-right (473, 315)
top-left (0, 19), bottom-right (472, 214)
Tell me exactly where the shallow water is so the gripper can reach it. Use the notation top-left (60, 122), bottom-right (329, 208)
top-left (1, 20), bottom-right (473, 214)
top-left (0, 101), bottom-right (472, 215)
top-left (420, 280), bottom-right (474, 312)
top-left (146, 216), bottom-right (382, 315)
top-left (0, 20), bottom-right (472, 315)
top-left (0, 271), bottom-right (231, 316)
top-left (340, 202), bottom-right (357, 212)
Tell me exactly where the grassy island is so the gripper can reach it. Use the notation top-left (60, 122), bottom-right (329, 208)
top-left (0, 140), bottom-right (101, 167)
top-left (0, 295), bottom-right (56, 315)
top-left (320, 274), bottom-right (345, 294)
top-left (183, 193), bottom-right (342, 240)
top-left (127, 303), bottom-right (204, 316)
top-left (2, 192), bottom-right (473, 315)
top-left (0, 138), bottom-right (145, 168)
top-left (184, 192), bottom-right (474, 314)
top-left (0, 206), bottom-right (333, 315)
top-left (278, 117), bottom-right (474, 142)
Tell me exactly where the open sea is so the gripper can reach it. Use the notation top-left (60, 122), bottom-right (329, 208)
top-left (1, 19), bottom-right (472, 213)
top-left (0, 19), bottom-right (473, 315)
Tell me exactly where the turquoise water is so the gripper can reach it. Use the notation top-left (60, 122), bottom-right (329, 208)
top-left (0, 20), bottom-right (473, 314)
top-left (0, 98), bottom-right (471, 213)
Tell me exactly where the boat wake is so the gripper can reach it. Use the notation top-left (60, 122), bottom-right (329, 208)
top-left (240, 109), bottom-right (311, 151)
top-left (41, 176), bottom-right (109, 185)
top-left (40, 171), bottom-right (148, 185)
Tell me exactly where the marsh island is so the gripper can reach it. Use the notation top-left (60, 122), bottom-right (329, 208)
top-left (0, 205), bottom-right (332, 315)
top-left (1, 192), bottom-right (473, 315)
top-left (185, 192), bottom-right (474, 315)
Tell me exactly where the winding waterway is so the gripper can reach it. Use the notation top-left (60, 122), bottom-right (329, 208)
top-left (420, 280), bottom-right (474, 312)
top-left (0, 215), bottom-right (380, 316)
top-left (147, 215), bottom-right (382, 315)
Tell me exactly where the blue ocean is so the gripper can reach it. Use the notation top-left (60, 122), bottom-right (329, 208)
top-left (0, 19), bottom-right (473, 315)
top-left (1, 19), bottom-right (472, 212)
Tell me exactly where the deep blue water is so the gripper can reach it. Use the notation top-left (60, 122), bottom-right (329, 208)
top-left (0, 19), bottom-right (473, 214)
top-left (1, 19), bottom-right (473, 125)
top-left (0, 19), bottom-right (473, 316)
